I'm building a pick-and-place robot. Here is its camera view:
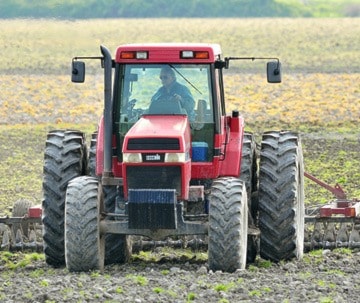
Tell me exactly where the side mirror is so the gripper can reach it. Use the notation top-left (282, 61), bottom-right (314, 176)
top-left (71, 61), bottom-right (85, 83)
top-left (267, 61), bottom-right (281, 83)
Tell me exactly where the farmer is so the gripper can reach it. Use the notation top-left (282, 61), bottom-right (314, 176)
top-left (151, 66), bottom-right (195, 120)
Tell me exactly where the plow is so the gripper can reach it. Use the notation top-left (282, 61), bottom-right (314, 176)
top-left (303, 172), bottom-right (360, 251)
top-left (0, 200), bottom-right (42, 252)
top-left (1, 172), bottom-right (359, 254)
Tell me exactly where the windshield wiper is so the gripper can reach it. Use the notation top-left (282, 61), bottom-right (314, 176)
top-left (169, 64), bottom-right (203, 95)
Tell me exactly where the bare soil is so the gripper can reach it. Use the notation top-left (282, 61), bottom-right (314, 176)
top-left (1, 248), bottom-right (360, 302)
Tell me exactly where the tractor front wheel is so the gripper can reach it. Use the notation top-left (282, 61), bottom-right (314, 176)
top-left (208, 177), bottom-right (248, 272)
top-left (64, 176), bottom-right (104, 272)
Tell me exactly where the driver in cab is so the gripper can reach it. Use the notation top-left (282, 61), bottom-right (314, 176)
top-left (151, 66), bottom-right (195, 120)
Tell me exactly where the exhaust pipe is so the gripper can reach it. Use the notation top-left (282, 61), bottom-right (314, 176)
top-left (100, 45), bottom-right (113, 177)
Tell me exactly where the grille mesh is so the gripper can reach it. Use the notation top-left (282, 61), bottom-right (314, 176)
top-left (127, 138), bottom-right (180, 150)
top-left (126, 166), bottom-right (181, 194)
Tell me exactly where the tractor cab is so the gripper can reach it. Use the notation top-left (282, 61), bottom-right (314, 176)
top-left (109, 45), bottom-right (226, 201)
top-left (115, 63), bottom-right (215, 160)
top-left (113, 46), bottom-right (222, 159)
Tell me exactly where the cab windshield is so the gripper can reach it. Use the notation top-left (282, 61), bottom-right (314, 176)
top-left (115, 63), bottom-right (215, 161)
top-left (118, 64), bottom-right (213, 125)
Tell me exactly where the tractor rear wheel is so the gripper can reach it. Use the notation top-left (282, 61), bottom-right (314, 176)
top-left (65, 176), bottom-right (105, 272)
top-left (208, 178), bottom-right (248, 272)
top-left (258, 131), bottom-right (305, 262)
top-left (42, 130), bottom-right (88, 267)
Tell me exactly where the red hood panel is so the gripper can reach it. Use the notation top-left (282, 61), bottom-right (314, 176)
top-left (123, 115), bottom-right (191, 152)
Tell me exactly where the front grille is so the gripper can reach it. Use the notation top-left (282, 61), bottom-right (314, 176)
top-left (127, 138), bottom-right (180, 150)
top-left (126, 166), bottom-right (181, 194)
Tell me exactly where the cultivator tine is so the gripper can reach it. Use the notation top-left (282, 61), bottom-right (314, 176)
top-left (304, 219), bottom-right (360, 251)
top-left (14, 229), bottom-right (24, 250)
top-left (323, 223), bottom-right (336, 249)
top-left (1, 228), bottom-right (11, 250)
top-left (0, 225), bottom-right (43, 252)
top-left (307, 221), bottom-right (339, 250)
top-left (310, 222), bottom-right (323, 250)
top-left (349, 224), bottom-right (360, 248)
top-left (336, 223), bottom-right (349, 248)
top-left (29, 229), bottom-right (37, 243)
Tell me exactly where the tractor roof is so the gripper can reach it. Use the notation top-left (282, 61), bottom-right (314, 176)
top-left (115, 43), bottom-right (222, 64)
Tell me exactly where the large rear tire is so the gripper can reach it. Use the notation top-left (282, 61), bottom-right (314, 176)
top-left (42, 130), bottom-right (87, 267)
top-left (65, 176), bottom-right (105, 272)
top-left (258, 131), bottom-right (304, 262)
top-left (208, 178), bottom-right (248, 272)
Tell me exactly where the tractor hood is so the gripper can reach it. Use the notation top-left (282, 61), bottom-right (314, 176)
top-left (122, 115), bottom-right (191, 154)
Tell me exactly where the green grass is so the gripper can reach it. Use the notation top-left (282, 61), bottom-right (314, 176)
top-left (213, 282), bottom-right (236, 292)
top-left (0, 252), bottom-right (45, 270)
top-left (186, 292), bottom-right (196, 301)
top-left (0, 18), bottom-right (359, 73)
top-left (126, 274), bottom-right (148, 286)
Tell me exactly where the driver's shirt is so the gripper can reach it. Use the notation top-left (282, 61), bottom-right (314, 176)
top-left (151, 81), bottom-right (195, 120)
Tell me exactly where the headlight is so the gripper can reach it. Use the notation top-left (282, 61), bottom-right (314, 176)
top-left (165, 153), bottom-right (186, 163)
top-left (123, 153), bottom-right (142, 163)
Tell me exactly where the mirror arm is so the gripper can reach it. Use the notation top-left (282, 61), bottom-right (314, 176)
top-left (225, 56), bottom-right (280, 67)
top-left (72, 56), bottom-right (104, 68)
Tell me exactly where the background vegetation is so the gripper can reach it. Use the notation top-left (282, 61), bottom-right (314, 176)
top-left (0, 18), bottom-right (359, 214)
top-left (0, 0), bottom-right (360, 18)
top-left (1, 18), bottom-right (359, 74)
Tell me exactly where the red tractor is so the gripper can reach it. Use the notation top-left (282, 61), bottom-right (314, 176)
top-left (42, 44), bottom-right (304, 272)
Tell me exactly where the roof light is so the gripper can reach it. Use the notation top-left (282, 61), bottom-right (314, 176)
top-left (194, 51), bottom-right (209, 59)
top-left (180, 50), bottom-right (209, 59)
top-left (120, 51), bottom-right (135, 59)
top-left (181, 51), bottom-right (194, 58)
top-left (136, 51), bottom-right (148, 59)
top-left (120, 51), bottom-right (148, 60)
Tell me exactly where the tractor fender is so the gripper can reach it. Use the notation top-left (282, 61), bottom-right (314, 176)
top-left (219, 115), bottom-right (244, 177)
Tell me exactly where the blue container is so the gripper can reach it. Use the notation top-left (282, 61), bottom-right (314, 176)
top-left (192, 142), bottom-right (208, 162)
